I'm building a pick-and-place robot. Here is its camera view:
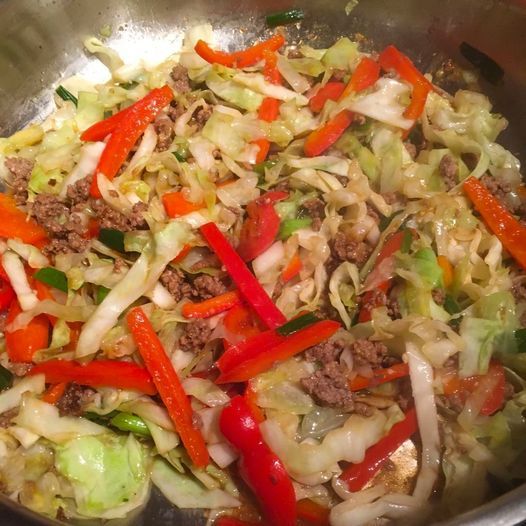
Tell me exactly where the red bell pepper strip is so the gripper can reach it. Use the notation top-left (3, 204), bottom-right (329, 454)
top-left (442, 361), bottom-right (505, 416)
top-left (80, 105), bottom-right (133, 142)
top-left (349, 362), bottom-right (410, 391)
top-left (340, 407), bottom-right (418, 491)
top-left (5, 302), bottom-right (50, 363)
top-left (162, 191), bottom-right (205, 218)
top-left (258, 98), bottom-right (280, 122)
top-left (41, 382), bottom-right (68, 405)
top-left (464, 176), bottom-right (526, 270)
top-left (0, 278), bottom-right (15, 311)
top-left (262, 49), bottom-right (281, 84)
top-left (379, 45), bottom-right (432, 120)
top-left (223, 303), bottom-right (262, 342)
top-left (195, 34), bottom-right (286, 68)
top-left (0, 194), bottom-right (49, 246)
top-left (29, 359), bottom-right (157, 394)
top-left (200, 223), bottom-right (286, 329)
top-left (309, 82), bottom-right (346, 113)
top-left (236, 191), bottom-right (288, 262)
top-left (281, 253), bottom-right (302, 283)
top-left (358, 230), bottom-right (407, 323)
top-left (304, 110), bottom-right (354, 157)
top-left (296, 499), bottom-right (330, 526)
top-left (340, 56), bottom-right (380, 100)
top-left (182, 290), bottom-right (242, 319)
top-left (126, 307), bottom-right (209, 467)
top-left (216, 320), bottom-right (340, 384)
top-left (220, 396), bottom-right (296, 526)
top-left (172, 243), bottom-right (192, 264)
top-left (253, 137), bottom-right (271, 164)
top-left (90, 85), bottom-right (173, 198)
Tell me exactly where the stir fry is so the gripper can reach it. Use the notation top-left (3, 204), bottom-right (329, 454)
top-left (0, 17), bottom-right (525, 526)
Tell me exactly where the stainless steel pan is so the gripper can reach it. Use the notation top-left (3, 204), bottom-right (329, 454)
top-left (0, 0), bottom-right (525, 524)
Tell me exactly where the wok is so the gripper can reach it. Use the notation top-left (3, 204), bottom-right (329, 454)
top-left (0, 0), bottom-right (525, 524)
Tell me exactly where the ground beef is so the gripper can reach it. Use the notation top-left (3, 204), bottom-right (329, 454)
top-left (439, 154), bottom-right (458, 191)
top-left (366, 203), bottom-right (380, 224)
top-left (432, 288), bottom-right (446, 305)
top-left (193, 107), bottom-right (212, 130)
top-left (301, 361), bottom-right (355, 410)
top-left (396, 377), bottom-right (413, 411)
top-left (302, 198), bottom-right (325, 231)
top-left (386, 296), bottom-right (402, 320)
top-left (179, 319), bottom-right (212, 352)
top-left (167, 101), bottom-right (185, 122)
top-left (305, 339), bottom-right (345, 364)
top-left (0, 408), bottom-right (18, 428)
top-left (461, 152), bottom-right (479, 172)
top-left (5, 157), bottom-right (33, 205)
top-left (359, 288), bottom-right (387, 312)
top-left (330, 231), bottom-right (372, 268)
top-left (154, 115), bottom-right (174, 152)
top-left (512, 280), bottom-right (526, 303)
top-left (91, 200), bottom-right (148, 231)
top-left (66, 175), bottom-right (92, 206)
top-left (31, 194), bottom-right (90, 256)
top-left (482, 173), bottom-right (510, 200)
top-left (160, 267), bottom-right (194, 302)
top-left (192, 275), bottom-right (227, 300)
top-left (56, 383), bottom-right (95, 417)
top-left (273, 179), bottom-right (291, 193)
top-left (350, 339), bottom-right (388, 368)
top-left (170, 64), bottom-right (191, 94)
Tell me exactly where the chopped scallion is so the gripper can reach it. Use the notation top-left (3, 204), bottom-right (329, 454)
top-left (55, 85), bottom-right (78, 106)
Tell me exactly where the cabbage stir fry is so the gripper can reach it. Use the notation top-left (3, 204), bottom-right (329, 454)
top-left (0, 20), bottom-right (526, 526)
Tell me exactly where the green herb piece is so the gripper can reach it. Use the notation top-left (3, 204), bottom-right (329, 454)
top-left (266, 8), bottom-right (305, 27)
top-left (98, 228), bottom-right (125, 252)
top-left (0, 364), bottom-right (13, 391)
top-left (110, 412), bottom-right (151, 437)
top-left (34, 267), bottom-right (68, 293)
top-left (55, 85), bottom-right (78, 106)
top-left (253, 159), bottom-right (278, 176)
top-left (96, 286), bottom-right (111, 305)
top-left (444, 295), bottom-right (462, 315)
top-left (278, 218), bottom-right (312, 239)
top-left (400, 229), bottom-right (413, 254)
top-left (277, 312), bottom-right (318, 336)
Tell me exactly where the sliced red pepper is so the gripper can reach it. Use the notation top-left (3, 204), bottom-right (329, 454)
top-left (340, 56), bottom-right (380, 99)
top-left (86, 217), bottom-right (101, 239)
top-left (195, 34), bottom-right (286, 68)
top-left (349, 362), bottom-right (410, 391)
top-left (29, 359), bottom-right (156, 394)
top-left (220, 396), bottom-right (296, 526)
top-left (172, 243), bottom-right (192, 264)
top-left (237, 191), bottom-right (288, 262)
top-left (5, 301), bottom-right (50, 363)
top-left (200, 223), bottom-right (286, 329)
top-left (90, 86), bottom-right (173, 197)
top-left (464, 176), bottom-right (526, 270)
top-left (281, 253), bottom-right (302, 283)
top-left (262, 49), bottom-right (280, 85)
top-left (244, 383), bottom-right (265, 423)
top-left (0, 194), bottom-right (48, 246)
top-left (309, 82), bottom-right (346, 113)
top-left (162, 191), bottom-right (205, 218)
top-left (223, 303), bottom-right (262, 342)
top-left (214, 518), bottom-right (261, 526)
top-left (0, 278), bottom-right (15, 311)
top-left (296, 498), bottom-right (330, 526)
top-left (442, 361), bottom-right (505, 416)
top-left (258, 97), bottom-right (280, 122)
top-left (379, 45), bottom-right (432, 120)
top-left (253, 137), bottom-right (271, 164)
top-left (182, 290), bottom-right (242, 319)
top-left (126, 307), bottom-right (209, 467)
top-left (41, 382), bottom-right (68, 404)
top-left (304, 110), bottom-right (353, 157)
top-left (80, 105), bottom-right (133, 142)
top-left (217, 320), bottom-right (340, 384)
top-left (340, 407), bottom-right (418, 491)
